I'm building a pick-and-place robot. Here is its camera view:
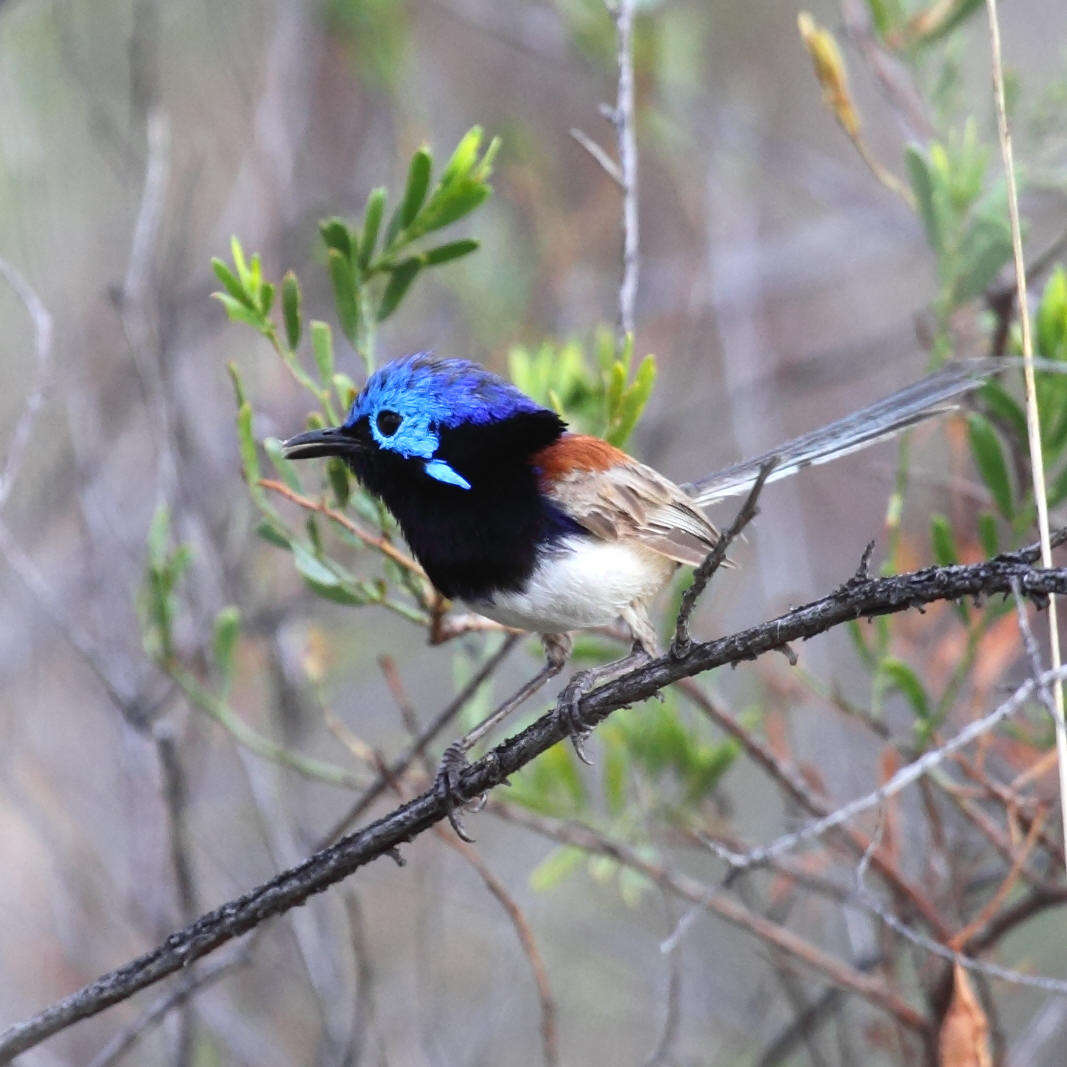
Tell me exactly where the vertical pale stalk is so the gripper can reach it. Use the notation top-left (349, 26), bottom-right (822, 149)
top-left (985, 0), bottom-right (1067, 873)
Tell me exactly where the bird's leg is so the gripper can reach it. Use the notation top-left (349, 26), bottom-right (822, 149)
top-left (555, 603), bottom-right (658, 764)
top-left (436, 632), bottom-right (571, 839)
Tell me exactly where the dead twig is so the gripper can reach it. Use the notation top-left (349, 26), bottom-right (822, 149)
top-left (672, 458), bottom-right (775, 658)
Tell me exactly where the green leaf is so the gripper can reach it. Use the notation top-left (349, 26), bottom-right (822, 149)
top-left (930, 513), bottom-right (958, 566)
top-left (292, 543), bottom-right (366, 605)
top-left (905, 145), bottom-right (943, 255)
top-left (377, 258), bottom-right (420, 322)
top-left (968, 412), bottom-right (1014, 518)
top-left (264, 437), bottom-right (302, 492)
top-left (213, 292), bottom-right (267, 332)
top-left (386, 147), bottom-right (432, 248)
top-left (409, 183), bottom-right (491, 239)
top-left (529, 846), bottom-right (585, 892)
top-left (333, 373), bottom-right (358, 408)
top-left (328, 457), bottom-right (351, 507)
top-left (422, 238), bottom-right (479, 266)
top-left (282, 271), bottom-right (302, 350)
top-left (847, 619), bottom-right (877, 669)
top-left (230, 236), bottom-right (250, 285)
top-left (880, 657), bottom-right (930, 720)
top-left (213, 606), bottom-right (241, 691)
top-left (1048, 461), bottom-right (1067, 509)
top-left (977, 511), bottom-right (1000, 557)
top-left (233, 395), bottom-right (260, 488)
top-left (608, 354), bottom-right (657, 446)
top-left (1037, 266), bottom-right (1067, 361)
top-left (258, 281), bottom-right (274, 317)
top-left (440, 125), bottom-right (484, 187)
top-left (327, 249), bottom-right (361, 344)
top-left (320, 217), bottom-right (354, 262)
top-left (146, 504), bottom-right (172, 569)
top-left (360, 187), bottom-right (386, 269)
top-left (311, 320), bottom-right (335, 385)
top-left (211, 258), bottom-right (252, 307)
top-left (953, 214), bottom-right (1012, 304)
top-left (256, 521), bottom-right (291, 549)
top-left (684, 740), bottom-right (739, 803)
top-left (980, 381), bottom-right (1027, 442)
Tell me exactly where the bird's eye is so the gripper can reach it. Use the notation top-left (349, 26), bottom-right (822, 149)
top-left (376, 410), bottom-right (402, 437)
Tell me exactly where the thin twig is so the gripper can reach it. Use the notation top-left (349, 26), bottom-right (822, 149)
top-left (608, 0), bottom-right (639, 337)
top-left (713, 666), bottom-right (1067, 876)
top-left (985, 0), bottom-right (1067, 876)
top-left (490, 802), bottom-right (927, 1034)
top-left (0, 255), bottom-right (53, 512)
top-left (569, 127), bottom-right (623, 186)
top-left (85, 949), bottom-right (249, 1067)
top-left (672, 458), bottom-right (775, 657)
top-left (676, 677), bottom-right (945, 934)
top-left (320, 634), bottom-right (520, 844)
top-left (260, 478), bottom-right (425, 578)
top-left (438, 832), bottom-right (560, 1066)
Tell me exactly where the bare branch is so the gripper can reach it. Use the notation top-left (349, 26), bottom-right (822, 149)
top-left (4, 550), bottom-right (1067, 1060)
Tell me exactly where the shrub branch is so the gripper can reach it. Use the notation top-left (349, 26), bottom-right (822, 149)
top-left (2, 542), bottom-right (1066, 1061)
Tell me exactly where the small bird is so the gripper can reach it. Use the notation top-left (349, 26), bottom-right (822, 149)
top-left (284, 353), bottom-right (991, 824)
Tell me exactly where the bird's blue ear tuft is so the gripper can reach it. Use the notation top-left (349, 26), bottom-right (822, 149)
top-left (424, 458), bottom-right (471, 491)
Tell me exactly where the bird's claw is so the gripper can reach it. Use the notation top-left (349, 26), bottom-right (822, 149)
top-left (434, 740), bottom-right (478, 841)
top-left (555, 670), bottom-right (596, 765)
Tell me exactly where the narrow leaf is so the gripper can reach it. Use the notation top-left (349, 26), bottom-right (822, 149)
top-left (930, 514), bottom-right (958, 566)
top-left (213, 292), bottom-right (266, 332)
top-left (320, 217), bottom-right (354, 262)
top-left (311, 320), bottom-right (335, 385)
top-left (905, 145), bottom-right (942, 255)
top-left (211, 259), bottom-right (252, 307)
top-left (422, 238), bottom-right (479, 266)
top-left (327, 249), bottom-right (360, 344)
top-left (264, 437), bottom-right (302, 492)
top-left (967, 412), bottom-right (1013, 518)
top-left (282, 271), bottom-right (302, 350)
top-left (360, 187), bottom-right (386, 269)
top-left (377, 259), bottom-right (420, 322)
top-left (213, 606), bottom-right (241, 690)
top-left (977, 512), bottom-right (999, 557)
top-left (880, 657), bottom-right (930, 720)
top-left (386, 147), bottom-right (432, 248)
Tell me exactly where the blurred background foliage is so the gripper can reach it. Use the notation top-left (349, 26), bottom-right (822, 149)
top-left (3, 0), bottom-right (1067, 1064)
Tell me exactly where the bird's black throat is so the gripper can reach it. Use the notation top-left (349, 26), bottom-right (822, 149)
top-left (346, 409), bottom-right (581, 601)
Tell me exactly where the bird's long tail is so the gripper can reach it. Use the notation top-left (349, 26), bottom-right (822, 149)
top-left (684, 358), bottom-right (1000, 506)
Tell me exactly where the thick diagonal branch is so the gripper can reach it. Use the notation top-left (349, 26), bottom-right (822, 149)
top-left (2, 544), bottom-right (1066, 1061)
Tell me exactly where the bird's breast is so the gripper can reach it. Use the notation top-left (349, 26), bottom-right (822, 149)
top-left (466, 534), bottom-right (677, 635)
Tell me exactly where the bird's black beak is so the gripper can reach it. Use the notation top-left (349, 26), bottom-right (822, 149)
top-left (283, 424), bottom-right (367, 461)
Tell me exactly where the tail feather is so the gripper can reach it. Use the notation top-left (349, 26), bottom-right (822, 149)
top-left (684, 358), bottom-right (999, 506)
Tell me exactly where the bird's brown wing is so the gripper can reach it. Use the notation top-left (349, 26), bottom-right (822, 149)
top-left (537, 438), bottom-right (720, 567)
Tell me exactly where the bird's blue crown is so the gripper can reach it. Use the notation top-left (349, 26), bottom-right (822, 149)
top-left (343, 353), bottom-right (545, 489)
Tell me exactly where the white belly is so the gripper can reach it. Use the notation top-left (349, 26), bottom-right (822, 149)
top-left (466, 535), bottom-right (676, 634)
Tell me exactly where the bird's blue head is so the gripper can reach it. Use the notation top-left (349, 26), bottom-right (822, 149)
top-left (283, 353), bottom-right (565, 494)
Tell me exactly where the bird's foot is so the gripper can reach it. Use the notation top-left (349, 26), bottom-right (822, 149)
top-left (434, 740), bottom-right (483, 842)
top-left (554, 669), bottom-right (598, 765)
